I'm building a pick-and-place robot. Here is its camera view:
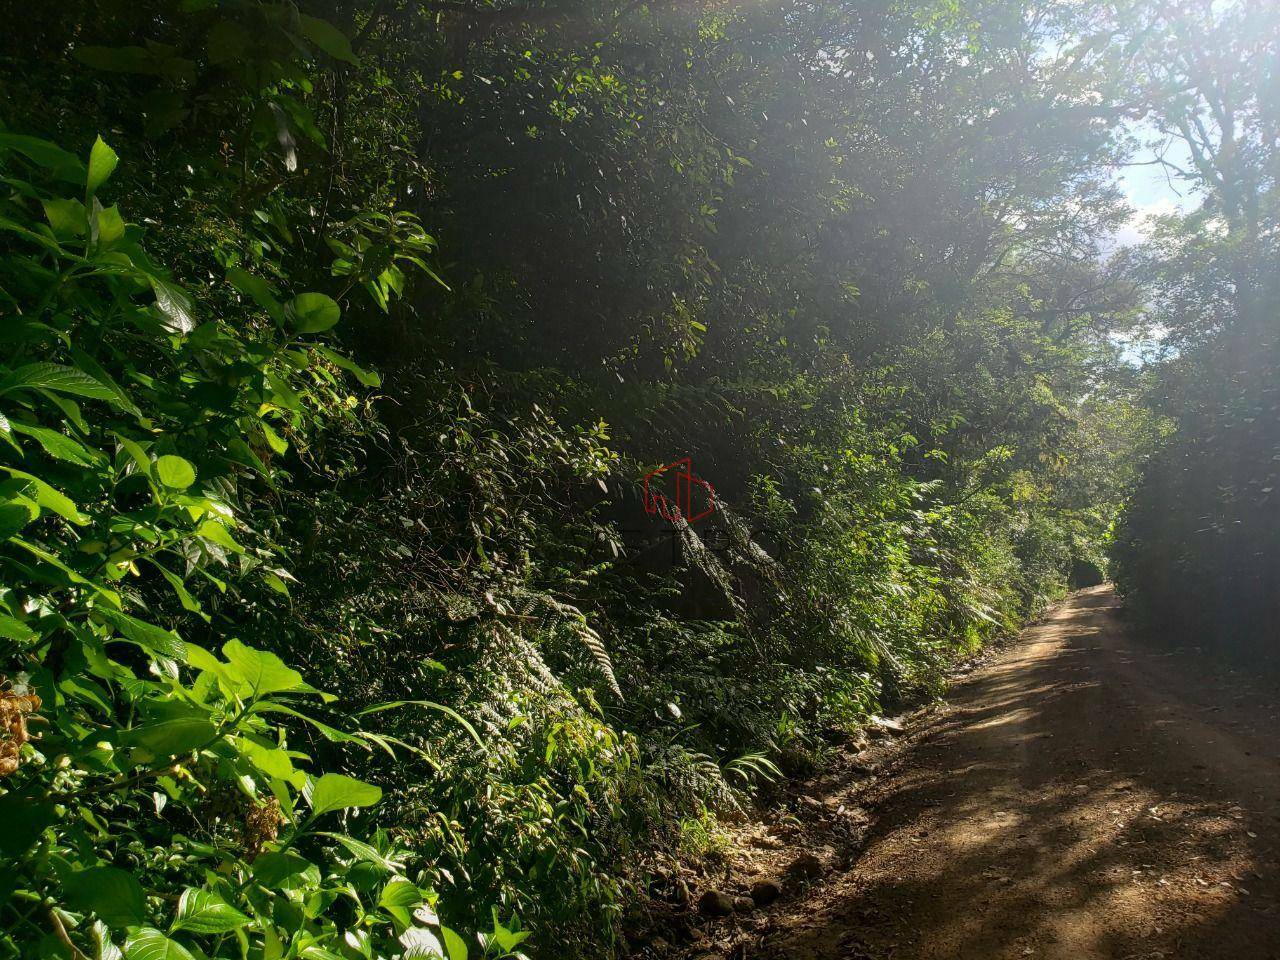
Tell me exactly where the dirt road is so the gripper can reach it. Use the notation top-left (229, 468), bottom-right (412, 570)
top-left (679, 587), bottom-right (1280, 960)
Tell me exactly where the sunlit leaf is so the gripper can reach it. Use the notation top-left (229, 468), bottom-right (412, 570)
top-left (10, 421), bottom-right (100, 465)
top-left (222, 638), bottom-right (304, 696)
top-left (155, 454), bottom-right (196, 490)
top-left (398, 927), bottom-right (444, 960)
top-left (123, 928), bottom-right (196, 960)
top-left (170, 888), bottom-right (251, 935)
top-left (86, 135), bottom-right (118, 199)
top-left (442, 927), bottom-right (468, 960)
top-left (123, 718), bottom-right (217, 761)
top-left (150, 278), bottom-right (195, 334)
top-left (379, 879), bottom-right (423, 909)
top-left (308, 773), bottom-right (382, 817)
top-left (0, 362), bottom-right (115, 400)
top-left (287, 292), bottom-right (340, 333)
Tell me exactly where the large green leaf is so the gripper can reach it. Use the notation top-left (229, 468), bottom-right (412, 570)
top-left (91, 921), bottom-right (124, 960)
top-left (287, 292), bottom-right (340, 333)
top-left (222, 639), bottom-right (304, 695)
top-left (297, 15), bottom-right (361, 65)
top-left (315, 832), bottom-right (404, 872)
top-left (42, 197), bottom-right (87, 238)
top-left (253, 701), bottom-right (361, 744)
top-left (98, 608), bottom-right (187, 661)
top-left (250, 851), bottom-right (313, 888)
top-left (149, 278), bottom-right (195, 334)
top-left (308, 773), bottom-right (382, 817)
top-left (0, 466), bottom-right (89, 524)
top-left (227, 266), bottom-right (286, 324)
top-left (260, 421), bottom-right (288, 455)
top-left (196, 519), bottom-right (245, 553)
top-left (63, 866), bottom-right (147, 930)
top-left (235, 736), bottom-right (297, 781)
top-left (11, 537), bottom-right (93, 586)
top-left (170, 888), bottom-right (251, 935)
top-left (123, 928), bottom-right (196, 960)
top-left (0, 500), bottom-right (34, 540)
top-left (96, 203), bottom-right (126, 244)
top-left (122, 718), bottom-right (218, 762)
top-left (0, 613), bottom-right (36, 642)
top-left (72, 349), bottom-right (140, 416)
top-left (154, 454), bottom-right (196, 490)
top-left (379, 879), bottom-right (423, 909)
top-left (398, 927), bottom-right (444, 959)
top-left (0, 362), bottom-right (115, 400)
top-left (0, 133), bottom-right (86, 182)
top-left (442, 927), bottom-right (469, 960)
top-left (10, 421), bottom-right (99, 465)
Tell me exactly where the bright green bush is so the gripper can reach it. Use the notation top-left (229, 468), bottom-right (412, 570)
top-left (0, 135), bottom-right (494, 960)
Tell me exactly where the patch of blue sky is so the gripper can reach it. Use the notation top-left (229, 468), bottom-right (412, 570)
top-left (1111, 123), bottom-right (1201, 248)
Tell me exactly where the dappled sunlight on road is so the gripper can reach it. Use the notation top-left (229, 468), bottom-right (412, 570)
top-left (753, 588), bottom-right (1280, 960)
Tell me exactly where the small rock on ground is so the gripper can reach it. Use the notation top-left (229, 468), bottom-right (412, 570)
top-left (697, 890), bottom-right (735, 917)
top-left (785, 847), bottom-right (835, 881)
top-left (750, 879), bottom-right (783, 906)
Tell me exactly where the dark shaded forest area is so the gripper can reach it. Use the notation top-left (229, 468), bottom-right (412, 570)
top-left (0, 1), bottom-right (1275, 958)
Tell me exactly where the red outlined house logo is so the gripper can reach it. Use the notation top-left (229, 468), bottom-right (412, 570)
top-left (643, 457), bottom-right (716, 523)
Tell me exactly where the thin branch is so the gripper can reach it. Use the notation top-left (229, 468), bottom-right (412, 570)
top-left (47, 909), bottom-right (89, 960)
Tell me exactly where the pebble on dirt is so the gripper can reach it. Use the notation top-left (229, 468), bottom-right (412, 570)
top-left (867, 715), bottom-right (905, 737)
top-left (750, 879), bottom-right (783, 906)
top-left (649, 870), bottom-right (691, 906)
top-left (697, 890), bottom-right (735, 917)
top-left (785, 848), bottom-right (835, 881)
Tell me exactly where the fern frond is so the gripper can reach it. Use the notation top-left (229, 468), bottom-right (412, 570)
top-left (541, 595), bottom-right (623, 700)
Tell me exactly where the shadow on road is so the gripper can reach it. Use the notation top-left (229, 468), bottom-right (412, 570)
top-left (757, 588), bottom-right (1280, 960)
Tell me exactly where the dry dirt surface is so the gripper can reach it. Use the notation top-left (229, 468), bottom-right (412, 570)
top-left (662, 586), bottom-right (1280, 960)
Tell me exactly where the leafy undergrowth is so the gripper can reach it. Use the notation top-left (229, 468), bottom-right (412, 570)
top-left (0, 136), bottom-right (486, 959)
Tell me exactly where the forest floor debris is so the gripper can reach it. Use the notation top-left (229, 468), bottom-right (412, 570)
top-left (643, 587), bottom-right (1280, 960)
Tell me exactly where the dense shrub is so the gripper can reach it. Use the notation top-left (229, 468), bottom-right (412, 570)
top-left (0, 134), bottom-right (492, 960)
top-left (1114, 333), bottom-right (1280, 656)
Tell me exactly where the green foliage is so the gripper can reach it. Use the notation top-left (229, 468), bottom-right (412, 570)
top-left (1110, 0), bottom-right (1280, 661)
top-left (1114, 319), bottom-right (1279, 654)
top-left (0, 0), bottom-right (1159, 956)
top-left (0, 133), bottom-right (486, 960)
